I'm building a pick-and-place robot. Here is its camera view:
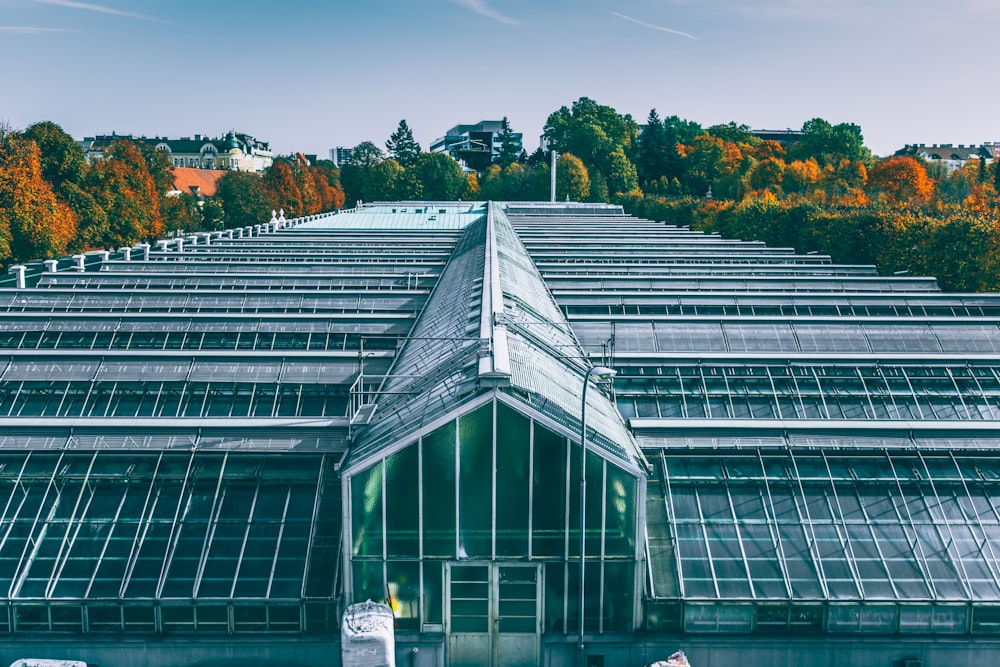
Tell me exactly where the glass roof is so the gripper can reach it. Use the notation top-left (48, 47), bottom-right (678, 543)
top-left (295, 204), bottom-right (486, 230)
top-left (647, 447), bottom-right (1000, 603)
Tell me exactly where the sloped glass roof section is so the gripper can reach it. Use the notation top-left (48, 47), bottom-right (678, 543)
top-left (295, 204), bottom-right (486, 230)
top-left (350, 204), bottom-right (641, 473)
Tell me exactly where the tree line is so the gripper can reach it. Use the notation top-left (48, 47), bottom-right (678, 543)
top-left (6, 103), bottom-right (1000, 292)
top-left (0, 121), bottom-right (345, 266)
top-left (354, 98), bottom-right (1000, 293)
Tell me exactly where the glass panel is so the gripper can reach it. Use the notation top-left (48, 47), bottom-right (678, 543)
top-left (386, 561), bottom-right (419, 630)
top-left (532, 423), bottom-right (566, 558)
top-left (496, 403), bottom-right (530, 557)
top-left (603, 561), bottom-right (634, 632)
top-left (449, 564), bottom-right (488, 633)
top-left (458, 403), bottom-right (493, 559)
top-left (543, 562), bottom-right (566, 633)
top-left (422, 420), bottom-right (456, 558)
top-left (683, 604), bottom-right (753, 633)
top-left (604, 464), bottom-right (636, 557)
top-left (385, 445), bottom-right (419, 557)
top-left (497, 566), bottom-right (537, 633)
top-left (352, 561), bottom-right (384, 604)
top-left (827, 604), bottom-right (898, 633)
top-left (584, 451), bottom-right (604, 559)
top-left (351, 461), bottom-right (383, 557)
top-left (423, 561), bottom-right (443, 625)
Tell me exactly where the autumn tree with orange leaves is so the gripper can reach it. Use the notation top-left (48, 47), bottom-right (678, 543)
top-left (91, 140), bottom-right (164, 247)
top-left (867, 156), bottom-right (934, 205)
top-left (0, 129), bottom-right (77, 263)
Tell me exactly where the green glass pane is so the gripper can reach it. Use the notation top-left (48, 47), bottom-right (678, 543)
top-left (543, 563), bottom-right (565, 633)
top-left (351, 462), bottom-right (383, 557)
top-left (532, 423), bottom-right (566, 557)
top-left (352, 560), bottom-right (384, 604)
top-left (386, 561), bottom-right (420, 629)
top-left (496, 403), bottom-right (530, 557)
top-left (565, 561), bottom-right (602, 633)
top-left (605, 465), bottom-right (637, 557)
top-left (459, 402), bottom-right (493, 558)
top-left (422, 420), bottom-right (456, 557)
top-left (603, 561), bottom-right (635, 631)
top-left (423, 561), bottom-right (443, 625)
top-left (385, 444), bottom-right (419, 557)
top-left (585, 451), bottom-right (604, 558)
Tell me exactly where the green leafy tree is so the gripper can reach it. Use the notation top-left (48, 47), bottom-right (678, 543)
top-left (352, 141), bottom-right (384, 169)
top-left (588, 170), bottom-right (610, 203)
top-left (788, 118), bottom-right (866, 166)
top-left (139, 144), bottom-right (175, 194)
top-left (161, 192), bottom-right (203, 234)
top-left (409, 153), bottom-right (467, 200)
top-left (556, 153), bottom-right (590, 201)
top-left (606, 148), bottom-right (639, 196)
top-left (201, 198), bottom-right (225, 231)
top-left (340, 141), bottom-right (384, 206)
top-left (543, 97), bottom-right (640, 175)
top-left (386, 120), bottom-right (421, 168)
top-left (22, 121), bottom-right (88, 193)
top-left (363, 158), bottom-right (406, 202)
top-left (480, 164), bottom-right (504, 200)
top-left (215, 171), bottom-right (270, 228)
top-left (707, 122), bottom-right (756, 145)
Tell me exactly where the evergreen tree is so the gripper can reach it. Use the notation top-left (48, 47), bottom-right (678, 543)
top-left (638, 109), bottom-right (669, 184)
top-left (497, 117), bottom-right (521, 167)
top-left (993, 154), bottom-right (1000, 196)
top-left (386, 120), bottom-right (421, 168)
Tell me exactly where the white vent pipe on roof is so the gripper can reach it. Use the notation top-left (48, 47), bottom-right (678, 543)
top-left (8, 265), bottom-right (25, 289)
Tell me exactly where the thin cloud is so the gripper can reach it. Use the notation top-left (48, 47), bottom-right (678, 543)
top-left (33, 0), bottom-right (169, 24)
top-left (611, 12), bottom-right (697, 40)
top-left (449, 0), bottom-right (518, 25)
top-left (0, 25), bottom-right (76, 33)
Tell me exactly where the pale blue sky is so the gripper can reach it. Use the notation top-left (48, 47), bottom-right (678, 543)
top-left (1, 0), bottom-right (997, 157)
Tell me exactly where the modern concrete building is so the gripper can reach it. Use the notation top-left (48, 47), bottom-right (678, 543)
top-left (1, 202), bottom-right (1000, 667)
top-left (431, 121), bottom-right (523, 171)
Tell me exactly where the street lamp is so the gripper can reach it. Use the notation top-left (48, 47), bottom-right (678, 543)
top-left (578, 365), bottom-right (616, 667)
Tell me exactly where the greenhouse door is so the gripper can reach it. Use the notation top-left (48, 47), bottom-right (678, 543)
top-left (445, 563), bottom-right (540, 667)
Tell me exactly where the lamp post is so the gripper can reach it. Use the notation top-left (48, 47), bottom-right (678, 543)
top-left (578, 365), bottom-right (616, 667)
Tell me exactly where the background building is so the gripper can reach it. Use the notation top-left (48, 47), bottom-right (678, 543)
top-left (430, 121), bottom-right (522, 171)
top-left (895, 142), bottom-right (1000, 172)
top-left (330, 146), bottom-right (354, 167)
top-left (1, 202), bottom-right (1000, 667)
top-left (81, 131), bottom-right (274, 172)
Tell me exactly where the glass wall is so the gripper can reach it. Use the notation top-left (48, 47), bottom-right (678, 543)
top-left (348, 397), bottom-right (639, 633)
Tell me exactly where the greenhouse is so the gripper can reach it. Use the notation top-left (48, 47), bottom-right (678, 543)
top-left (0, 201), bottom-right (999, 666)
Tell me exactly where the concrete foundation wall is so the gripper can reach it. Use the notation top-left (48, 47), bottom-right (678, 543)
top-left (0, 636), bottom-right (338, 667)
top-left (3, 633), bottom-right (997, 667)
